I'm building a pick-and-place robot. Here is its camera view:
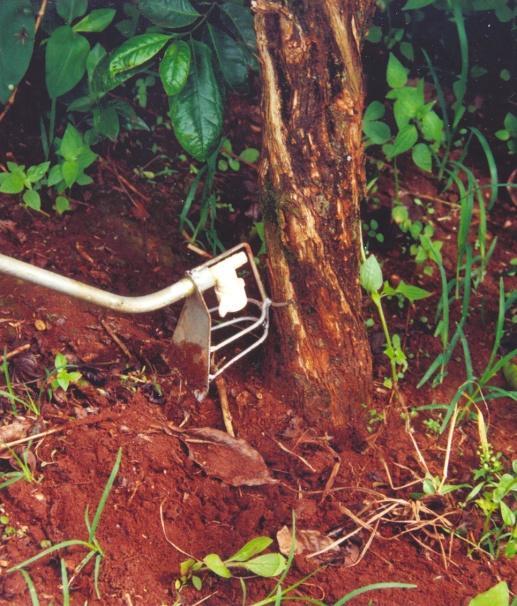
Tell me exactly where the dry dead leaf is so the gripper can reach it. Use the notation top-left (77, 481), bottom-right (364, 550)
top-left (0, 419), bottom-right (31, 448)
top-left (183, 427), bottom-right (277, 487)
top-left (277, 525), bottom-right (340, 560)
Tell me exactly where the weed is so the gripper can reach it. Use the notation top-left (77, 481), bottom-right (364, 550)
top-left (0, 161), bottom-right (50, 211)
top-left (360, 253), bottom-right (431, 387)
top-left (0, 445), bottom-right (39, 489)
top-left (468, 581), bottom-right (513, 606)
top-left (47, 353), bottom-right (82, 397)
top-left (1, 355), bottom-right (40, 416)
top-left (7, 447), bottom-right (122, 598)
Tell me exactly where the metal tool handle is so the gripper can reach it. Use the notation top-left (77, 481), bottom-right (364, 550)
top-left (0, 252), bottom-right (195, 313)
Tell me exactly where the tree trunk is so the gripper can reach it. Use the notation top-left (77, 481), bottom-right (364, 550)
top-left (253, 0), bottom-right (374, 446)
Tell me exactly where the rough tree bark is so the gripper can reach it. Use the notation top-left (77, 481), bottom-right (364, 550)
top-left (253, 0), bottom-right (375, 445)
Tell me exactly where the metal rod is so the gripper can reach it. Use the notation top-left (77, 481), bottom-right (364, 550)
top-left (0, 252), bottom-right (196, 313)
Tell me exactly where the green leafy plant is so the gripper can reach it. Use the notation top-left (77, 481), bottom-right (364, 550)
top-left (1, 355), bottom-right (40, 416)
top-left (360, 253), bottom-right (431, 387)
top-left (0, 161), bottom-right (50, 211)
top-left (0, 445), bottom-right (38, 490)
top-left (463, 412), bottom-right (517, 558)
top-left (468, 581), bottom-right (514, 606)
top-left (495, 112), bottom-right (517, 155)
top-left (48, 352), bottom-right (82, 394)
top-left (176, 536), bottom-right (286, 594)
top-left (7, 447), bottom-right (122, 599)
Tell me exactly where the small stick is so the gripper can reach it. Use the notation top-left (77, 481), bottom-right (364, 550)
top-left (0, 343), bottom-right (30, 363)
top-left (320, 459), bottom-right (341, 503)
top-left (100, 319), bottom-right (133, 360)
top-left (274, 438), bottom-right (316, 472)
top-left (0, 410), bottom-right (121, 452)
top-left (215, 375), bottom-right (235, 437)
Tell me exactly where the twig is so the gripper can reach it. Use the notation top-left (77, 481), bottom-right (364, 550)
top-left (100, 319), bottom-right (134, 360)
top-left (274, 438), bottom-right (316, 472)
top-left (159, 500), bottom-right (195, 559)
top-left (0, 0), bottom-right (48, 124)
top-left (215, 375), bottom-right (235, 437)
top-left (0, 410), bottom-right (122, 452)
top-left (0, 343), bottom-right (31, 363)
top-left (320, 458), bottom-right (341, 503)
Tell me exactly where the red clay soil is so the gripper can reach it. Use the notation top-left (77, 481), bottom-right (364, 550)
top-left (0, 100), bottom-right (516, 605)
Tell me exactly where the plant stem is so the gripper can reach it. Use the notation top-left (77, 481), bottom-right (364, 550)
top-left (372, 292), bottom-right (398, 386)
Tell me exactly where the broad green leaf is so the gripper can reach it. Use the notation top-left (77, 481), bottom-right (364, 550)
top-left (93, 105), bottom-right (120, 141)
top-left (54, 195), bottom-right (70, 214)
top-left (59, 124), bottom-right (84, 160)
top-left (503, 360), bottom-right (517, 389)
top-left (239, 148), bottom-right (260, 163)
top-left (206, 24), bottom-right (249, 89)
top-left (392, 205), bottom-right (409, 224)
top-left (138, 0), bottom-right (200, 29)
top-left (468, 582), bottom-right (509, 606)
top-left (47, 165), bottom-right (63, 187)
top-left (363, 120), bottom-right (391, 145)
top-left (62, 160), bottom-right (79, 187)
top-left (86, 43), bottom-right (106, 82)
top-left (91, 56), bottom-right (141, 97)
top-left (360, 255), bottom-right (383, 294)
top-left (169, 41), bottom-right (223, 161)
top-left (367, 25), bottom-right (382, 43)
top-left (46, 25), bottom-right (90, 98)
top-left (109, 34), bottom-right (170, 75)
top-left (73, 9), bottom-right (116, 33)
top-left (500, 501), bottom-right (515, 526)
top-left (390, 124), bottom-right (418, 158)
top-left (400, 41), bottom-right (414, 62)
top-left (202, 554), bottom-right (231, 578)
top-left (504, 112), bottom-right (517, 136)
top-left (228, 537), bottom-right (272, 562)
top-left (392, 86), bottom-right (424, 128)
top-left (403, 0), bottom-right (434, 9)
top-left (395, 280), bottom-right (432, 302)
top-left (364, 101), bottom-right (385, 122)
top-left (387, 53), bottom-right (408, 89)
top-left (191, 575), bottom-right (202, 590)
top-left (0, 172), bottom-right (25, 194)
top-left (56, 0), bottom-right (87, 23)
top-left (27, 162), bottom-right (50, 183)
top-left (412, 142), bottom-right (432, 172)
top-left (220, 2), bottom-right (256, 59)
top-left (0, 0), bottom-right (35, 104)
top-left (159, 41), bottom-right (191, 96)
top-left (421, 110), bottom-right (444, 144)
top-left (241, 553), bottom-right (286, 577)
top-left (23, 189), bottom-right (41, 211)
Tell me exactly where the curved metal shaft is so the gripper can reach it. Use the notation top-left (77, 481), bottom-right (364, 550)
top-left (0, 252), bottom-right (196, 313)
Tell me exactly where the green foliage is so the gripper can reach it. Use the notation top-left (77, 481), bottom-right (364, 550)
top-left (495, 112), bottom-right (517, 154)
top-left (176, 536), bottom-right (287, 594)
top-left (49, 353), bottom-right (82, 394)
top-left (0, 161), bottom-right (49, 211)
top-left (361, 253), bottom-right (431, 386)
top-left (468, 582), bottom-right (511, 606)
top-left (0, 446), bottom-right (38, 490)
top-left (7, 448), bottom-right (122, 599)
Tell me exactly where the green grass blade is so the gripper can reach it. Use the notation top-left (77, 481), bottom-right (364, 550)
top-left (61, 559), bottom-right (70, 606)
top-left (470, 127), bottom-right (498, 209)
top-left (422, 49), bottom-right (450, 145)
top-left (94, 553), bottom-right (102, 599)
top-left (20, 570), bottom-right (40, 606)
top-left (7, 540), bottom-right (91, 573)
top-left (459, 328), bottom-right (473, 384)
top-left (89, 447), bottom-right (122, 541)
top-left (333, 582), bottom-right (417, 606)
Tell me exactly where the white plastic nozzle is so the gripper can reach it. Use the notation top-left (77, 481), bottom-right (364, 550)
top-left (210, 252), bottom-right (248, 317)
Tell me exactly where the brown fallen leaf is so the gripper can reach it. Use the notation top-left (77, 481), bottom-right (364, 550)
top-left (0, 419), bottom-right (32, 460)
top-left (276, 525), bottom-right (359, 565)
top-left (183, 427), bottom-right (277, 487)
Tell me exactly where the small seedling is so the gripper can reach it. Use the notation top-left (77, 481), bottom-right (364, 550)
top-left (48, 353), bottom-right (82, 396)
top-left (0, 161), bottom-right (50, 211)
top-left (7, 448), bottom-right (122, 598)
top-left (360, 253), bottom-right (431, 386)
top-left (1, 355), bottom-right (40, 416)
top-left (176, 536), bottom-right (286, 594)
top-left (0, 445), bottom-right (38, 490)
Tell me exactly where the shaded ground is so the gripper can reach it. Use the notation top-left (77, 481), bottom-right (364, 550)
top-left (0, 88), bottom-right (516, 605)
